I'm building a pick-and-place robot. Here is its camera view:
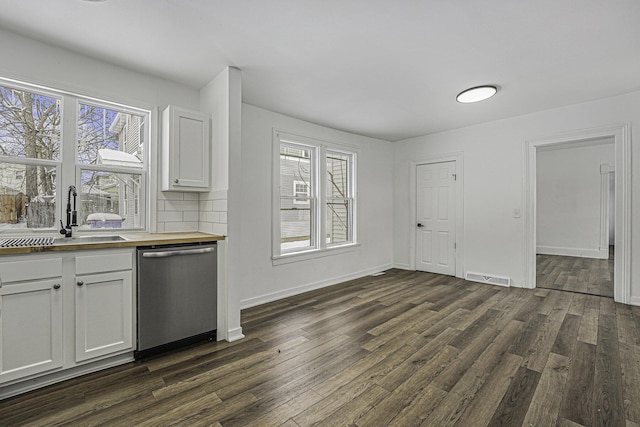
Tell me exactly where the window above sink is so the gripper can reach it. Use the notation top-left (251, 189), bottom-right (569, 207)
top-left (0, 78), bottom-right (150, 235)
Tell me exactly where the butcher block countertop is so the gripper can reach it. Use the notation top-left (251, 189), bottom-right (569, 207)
top-left (0, 232), bottom-right (224, 255)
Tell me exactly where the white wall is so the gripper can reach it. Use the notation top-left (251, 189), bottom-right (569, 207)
top-left (199, 67), bottom-right (238, 237)
top-left (536, 141), bottom-right (614, 258)
top-left (0, 28), bottom-right (202, 233)
top-left (394, 90), bottom-right (639, 301)
top-left (236, 104), bottom-right (394, 307)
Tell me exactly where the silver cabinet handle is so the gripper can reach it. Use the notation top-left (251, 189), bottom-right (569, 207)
top-left (53, 283), bottom-right (61, 290)
top-left (77, 281), bottom-right (84, 287)
top-left (142, 247), bottom-right (215, 258)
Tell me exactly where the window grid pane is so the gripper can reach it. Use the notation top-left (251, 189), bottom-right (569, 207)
top-left (280, 142), bottom-right (315, 253)
top-left (0, 161), bottom-right (58, 229)
top-left (326, 198), bottom-right (352, 245)
top-left (281, 197), bottom-right (314, 252)
top-left (79, 169), bottom-right (142, 229)
top-left (77, 103), bottom-right (145, 168)
top-left (326, 152), bottom-right (350, 198)
top-left (0, 84), bottom-right (61, 161)
top-left (326, 151), bottom-right (352, 246)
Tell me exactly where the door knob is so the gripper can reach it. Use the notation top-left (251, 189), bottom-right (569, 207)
top-left (417, 223), bottom-right (424, 228)
top-left (77, 281), bottom-right (84, 287)
top-left (53, 284), bottom-right (61, 290)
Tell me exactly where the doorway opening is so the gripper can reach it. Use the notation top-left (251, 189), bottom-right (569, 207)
top-left (524, 124), bottom-right (631, 304)
top-left (535, 139), bottom-right (614, 298)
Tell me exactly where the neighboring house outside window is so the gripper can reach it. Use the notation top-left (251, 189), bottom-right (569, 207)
top-left (293, 180), bottom-right (310, 205)
top-left (106, 112), bottom-right (144, 228)
top-left (0, 78), bottom-right (149, 232)
top-left (273, 130), bottom-right (356, 259)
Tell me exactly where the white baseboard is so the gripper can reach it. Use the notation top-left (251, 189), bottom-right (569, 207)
top-left (536, 245), bottom-right (608, 259)
top-left (393, 263), bottom-right (413, 270)
top-left (629, 296), bottom-right (640, 307)
top-left (0, 353), bottom-right (133, 400)
top-left (510, 281), bottom-right (526, 289)
top-left (240, 263), bottom-right (393, 309)
top-left (226, 327), bottom-right (245, 342)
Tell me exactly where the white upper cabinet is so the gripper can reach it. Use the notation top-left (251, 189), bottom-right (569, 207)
top-left (162, 105), bottom-right (211, 192)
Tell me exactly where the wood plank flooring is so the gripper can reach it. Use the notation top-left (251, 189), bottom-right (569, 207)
top-left (2, 269), bottom-right (639, 426)
top-left (536, 247), bottom-right (614, 298)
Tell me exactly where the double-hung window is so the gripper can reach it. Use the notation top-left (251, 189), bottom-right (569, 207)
top-left (274, 130), bottom-right (356, 259)
top-left (0, 78), bottom-right (149, 232)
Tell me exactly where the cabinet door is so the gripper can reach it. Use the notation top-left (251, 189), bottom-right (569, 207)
top-left (0, 279), bottom-right (63, 384)
top-left (75, 271), bottom-right (133, 362)
top-left (162, 105), bottom-right (211, 191)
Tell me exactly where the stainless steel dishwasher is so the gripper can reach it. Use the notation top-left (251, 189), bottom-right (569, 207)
top-left (135, 242), bottom-right (217, 359)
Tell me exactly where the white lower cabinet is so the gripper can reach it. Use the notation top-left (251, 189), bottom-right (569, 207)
top-left (75, 270), bottom-right (133, 362)
top-left (0, 249), bottom-right (135, 396)
top-left (0, 277), bottom-right (64, 384)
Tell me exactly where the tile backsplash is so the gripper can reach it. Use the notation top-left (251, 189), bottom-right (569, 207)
top-left (199, 190), bottom-right (228, 236)
top-left (155, 189), bottom-right (227, 235)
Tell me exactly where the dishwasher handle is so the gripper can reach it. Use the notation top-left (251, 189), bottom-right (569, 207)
top-left (142, 247), bottom-right (215, 258)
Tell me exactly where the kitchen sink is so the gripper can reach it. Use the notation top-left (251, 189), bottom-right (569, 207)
top-left (54, 235), bottom-right (128, 245)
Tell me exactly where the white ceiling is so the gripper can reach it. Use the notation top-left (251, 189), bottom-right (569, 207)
top-left (1, 0), bottom-right (639, 141)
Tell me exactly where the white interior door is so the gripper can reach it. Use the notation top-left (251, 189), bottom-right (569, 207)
top-left (416, 161), bottom-right (456, 275)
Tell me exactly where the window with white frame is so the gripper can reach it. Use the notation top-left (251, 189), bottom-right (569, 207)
top-left (274, 131), bottom-right (356, 257)
top-left (293, 180), bottom-right (310, 205)
top-left (0, 79), bottom-right (149, 232)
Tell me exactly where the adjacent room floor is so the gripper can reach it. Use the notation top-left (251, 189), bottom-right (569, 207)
top-left (1, 269), bottom-right (638, 426)
top-left (536, 246), bottom-right (614, 298)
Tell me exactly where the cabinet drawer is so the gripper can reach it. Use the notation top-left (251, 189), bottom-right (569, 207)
top-left (76, 251), bottom-right (133, 275)
top-left (0, 258), bottom-right (62, 284)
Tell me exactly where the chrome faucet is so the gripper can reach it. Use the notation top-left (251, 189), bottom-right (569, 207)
top-left (59, 185), bottom-right (78, 238)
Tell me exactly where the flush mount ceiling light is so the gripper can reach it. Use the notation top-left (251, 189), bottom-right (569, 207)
top-left (456, 85), bottom-right (498, 103)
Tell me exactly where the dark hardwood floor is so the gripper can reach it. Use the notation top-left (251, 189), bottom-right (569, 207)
top-left (2, 268), bottom-right (639, 426)
top-left (536, 246), bottom-right (614, 298)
